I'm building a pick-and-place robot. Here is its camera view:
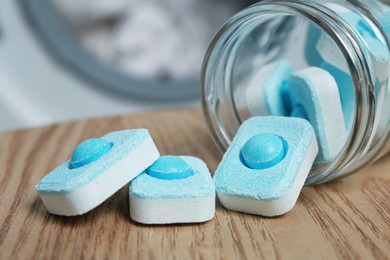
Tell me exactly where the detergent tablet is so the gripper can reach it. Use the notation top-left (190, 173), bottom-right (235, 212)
top-left (35, 129), bottom-right (160, 216)
top-left (129, 156), bottom-right (215, 224)
top-left (289, 67), bottom-right (347, 161)
top-left (246, 60), bottom-right (292, 116)
top-left (214, 116), bottom-right (318, 217)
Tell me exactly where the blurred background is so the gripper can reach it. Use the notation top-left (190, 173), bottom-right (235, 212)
top-left (0, 0), bottom-right (252, 132)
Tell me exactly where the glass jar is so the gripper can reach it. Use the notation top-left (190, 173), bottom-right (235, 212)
top-left (201, 0), bottom-right (390, 184)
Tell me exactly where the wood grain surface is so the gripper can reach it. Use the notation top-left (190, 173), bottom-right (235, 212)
top-left (0, 109), bottom-right (389, 259)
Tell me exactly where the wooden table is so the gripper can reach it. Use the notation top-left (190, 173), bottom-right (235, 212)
top-left (0, 109), bottom-right (389, 259)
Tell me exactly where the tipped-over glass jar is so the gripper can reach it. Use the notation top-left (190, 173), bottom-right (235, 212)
top-left (201, 0), bottom-right (390, 185)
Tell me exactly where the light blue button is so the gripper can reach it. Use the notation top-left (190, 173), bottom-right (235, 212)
top-left (241, 134), bottom-right (285, 170)
top-left (69, 138), bottom-right (113, 169)
top-left (146, 155), bottom-right (194, 180)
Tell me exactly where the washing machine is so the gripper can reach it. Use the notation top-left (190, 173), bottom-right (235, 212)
top-left (0, 0), bottom-right (247, 131)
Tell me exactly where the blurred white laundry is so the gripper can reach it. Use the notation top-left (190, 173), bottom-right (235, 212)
top-left (51, 0), bottom-right (244, 81)
top-left (51, 0), bottom-right (131, 25)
